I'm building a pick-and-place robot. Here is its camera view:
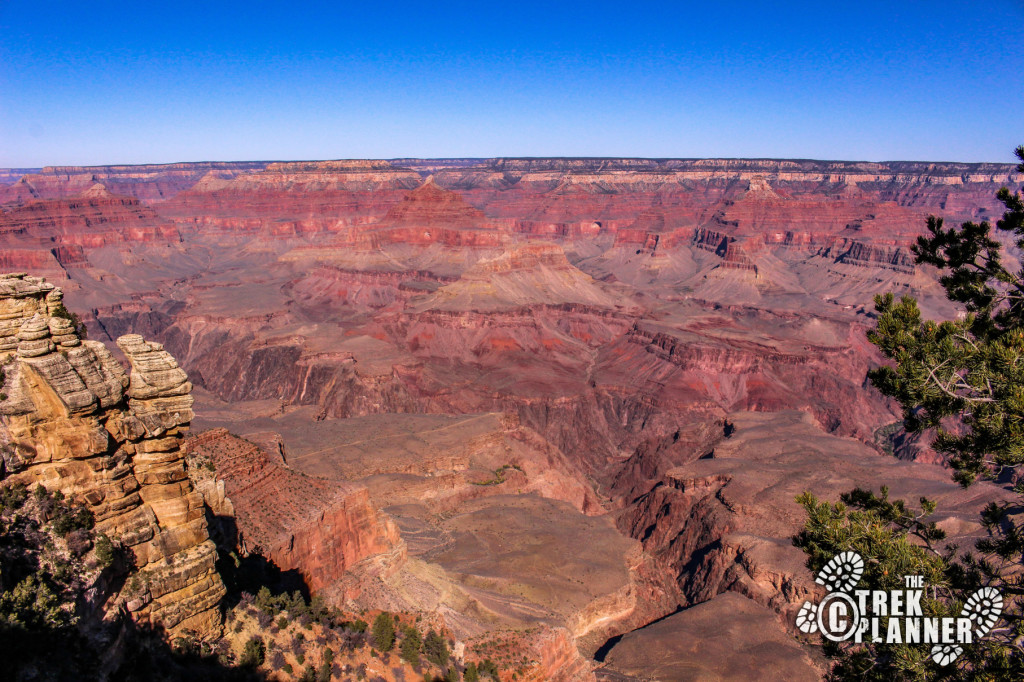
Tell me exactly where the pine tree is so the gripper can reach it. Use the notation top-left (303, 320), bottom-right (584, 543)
top-left (423, 629), bottom-right (449, 666)
top-left (868, 145), bottom-right (1024, 486)
top-left (796, 489), bottom-right (967, 680)
top-left (371, 612), bottom-right (395, 652)
top-left (797, 146), bottom-right (1024, 679)
top-left (400, 625), bottom-right (421, 665)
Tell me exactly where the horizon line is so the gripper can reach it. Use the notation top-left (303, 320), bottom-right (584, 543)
top-left (6, 156), bottom-right (1022, 171)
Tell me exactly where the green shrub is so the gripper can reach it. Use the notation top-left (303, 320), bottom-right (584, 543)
top-left (94, 534), bottom-right (114, 568)
top-left (254, 586), bottom-right (274, 613)
top-left (50, 505), bottom-right (94, 537)
top-left (372, 612), bottom-right (395, 651)
top-left (0, 574), bottom-right (69, 630)
top-left (0, 482), bottom-right (28, 512)
top-left (239, 637), bottom-right (265, 668)
top-left (479, 659), bottom-right (500, 679)
top-left (51, 303), bottom-right (87, 339)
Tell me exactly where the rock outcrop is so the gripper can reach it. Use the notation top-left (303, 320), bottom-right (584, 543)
top-left (420, 243), bottom-right (628, 311)
top-left (467, 627), bottom-right (597, 682)
top-left (184, 428), bottom-right (404, 594)
top-left (0, 274), bottom-right (225, 636)
top-left (380, 177), bottom-right (488, 230)
top-left (159, 159), bottom-right (421, 236)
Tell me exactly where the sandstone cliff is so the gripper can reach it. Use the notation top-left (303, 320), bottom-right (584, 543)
top-left (0, 273), bottom-right (225, 636)
top-left (183, 428), bottom-right (404, 595)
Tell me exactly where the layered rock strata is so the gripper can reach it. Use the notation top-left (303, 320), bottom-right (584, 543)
top-left (0, 185), bottom-right (180, 244)
top-left (0, 273), bottom-right (225, 635)
top-left (0, 162), bottom-right (269, 203)
top-left (183, 428), bottom-right (404, 595)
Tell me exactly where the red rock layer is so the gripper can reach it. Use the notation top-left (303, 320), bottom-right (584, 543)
top-left (95, 291), bottom-right (893, 486)
top-left (431, 158), bottom-right (1020, 236)
top-left (356, 178), bottom-right (509, 247)
top-left (713, 189), bottom-right (927, 247)
top-left (159, 160), bottom-right (422, 236)
top-left (184, 429), bottom-right (402, 593)
top-left (616, 411), bottom-right (1017, 631)
top-left (1, 157), bottom-right (1006, 256)
top-left (286, 266), bottom-right (456, 308)
top-left (692, 226), bottom-right (759, 271)
top-left (823, 237), bottom-right (916, 273)
top-left (0, 186), bottom-right (180, 247)
top-left (0, 168), bottom-right (39, 185)
top-left (467, 242), bottom-right (575, 273)
top-left (379, 177), bottom-right (486, 228)
top-left (0, 249), bottom-right (65, 274)
top-left (467, 627), bottom-right (596, 682)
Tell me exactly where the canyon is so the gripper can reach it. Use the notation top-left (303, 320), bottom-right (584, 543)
top-left (2, 157), bottom-right (1022, 680)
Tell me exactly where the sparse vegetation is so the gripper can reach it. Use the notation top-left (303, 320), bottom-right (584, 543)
top-left (217, 603), bottom-right (453, 680)
top-left (423, 628), bottom-right (449, 666)
top-left (478, 659), bottom-right (500, 679)
top-left (251, 584), bottom-right (338, 628)
top-left (0, 480), bottom-right (255, 679)
top-left (94, 533), bottom-right (114, 568)
top-left (470, 463), bottom-right (524, 486)
top-left (872, 420), bottom-right (904, 456)
top-left (0, 481), bottom-right (27, 512)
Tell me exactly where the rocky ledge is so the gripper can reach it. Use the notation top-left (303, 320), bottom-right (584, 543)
top-left (0, 273), bottom-right (225, 636)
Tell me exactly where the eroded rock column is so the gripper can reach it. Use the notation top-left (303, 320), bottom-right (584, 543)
top-left (0, 274), bottom-right (226, 637)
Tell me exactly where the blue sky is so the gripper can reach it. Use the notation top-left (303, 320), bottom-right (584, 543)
top-left (1, 1), bottom-right (1022, 166)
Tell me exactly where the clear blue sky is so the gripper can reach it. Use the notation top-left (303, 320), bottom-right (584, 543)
top-left (1, 1), bottom-right (1022, 166)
